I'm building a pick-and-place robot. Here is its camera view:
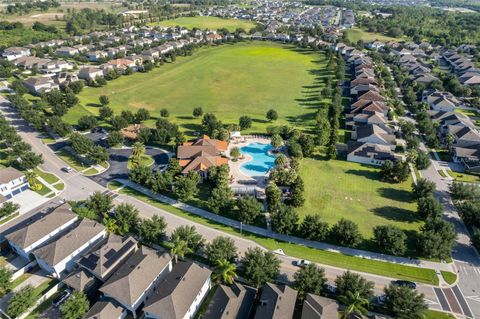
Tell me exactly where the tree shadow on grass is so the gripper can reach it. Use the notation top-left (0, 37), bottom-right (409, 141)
top-left (86, 103), bottom-right (102, 107)
top-left (344, 169), bottom-right (379, 180)
top-left (252, 118), bottom-right (268, 124)
top-left (377, 187), bottom-right (414, 203)
top-left (180, 123), bottom-right (201, 133)
top-left (177, 115), bottom-right (195, 120)
top-left (372, 206), bottom-right (419, 223)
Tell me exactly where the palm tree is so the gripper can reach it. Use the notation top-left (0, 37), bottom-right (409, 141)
top-left (131, 142), bottom-right (145, 167)
top-left (25, 171), bottom-right (41, 191)
top-left (338, 291), bottom-right (369, 319)
top-left (212, 259), bottom-right (238, 285)
top-left (167, 238), bottom-right (192, 264)
top-left (103, 217), bottom-right (118, 234)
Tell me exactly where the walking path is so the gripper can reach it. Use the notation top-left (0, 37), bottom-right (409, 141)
top-left (117, 179), bottom-right (454, 272)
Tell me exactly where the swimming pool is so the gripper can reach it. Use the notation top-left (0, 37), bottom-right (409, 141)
top-left (239, 142), bottom-right (276, 176)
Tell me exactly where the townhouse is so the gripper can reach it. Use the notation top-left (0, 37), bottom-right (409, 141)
top-left (0, 167), bottom-right (29, 202)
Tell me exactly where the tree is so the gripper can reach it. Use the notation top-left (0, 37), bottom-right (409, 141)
top-left (299, 214), bottom-right (329, 241)
top-left (174, 172), bottom-right (199, 201)
top-left (373, 225), bottom-right (407, 256)
top-left (380, 160), bottom-right (410, 183)
top-left (99, 106), bottom-right (113, 120)
top-left (335, 271), bottom-right (374, 301)
top-left (0, 266), bottom-right (12, 296)
top-left (77, 115), bottom-right (97, 131)
top-left (85, 191), bottom-right (113, 217)
top-left (69, 132), bottom-right (94, 155)
top-left (107, 131), bottom-right (124, 147)
top-left (339, 291), bottom-right (369, 319)
top-left (205, 236), bottom-right (238, 264)
top-left (7, 285), bottom-right (36, 318)
top-left (99, 95), bottom-right (109, 106)
top-left (266, 109), bottom-right (278, 121)
top-left (384, 284), bottom-right (427, 319)
top-left (457, 200), bottom-right (480, 228)
top-left (275, 154), bottom-right (287, 167)
top-left (241, 247), bottom-right (280, 287)
top-left (208, 185), bottom-right (234, 214)
top-left (418, 217), bottom-right (456, 260)
top-left (138, 215), bottom-right (167, 245)
top-left (330, 218), bottom-right (362, 247)
top-left (25, 171), bottom-right (41, 191)
top-left (135, 108), bottom-right (150, 123)
top-left (271, 203), bottom-right (298, 235)
top-left (160, 108), bottom-right (170, 117)
top-left (239, 115), bottom-right (252, 130)
top-left (131, 141), bottom-right (145, 167)
top-left (288, 176), bottom-right (305, 207)
top-left (237, 196), bottom-right (263, 225)
top-left (114, 203), bottom-right (139, 235)
top-left (167, 237), bottom-right (191, 263)
top-left (111, 116), bottom-right (128, 131)
top-left (271, 134), bottom-right (283, 150)
top-left (265, 183), bottom-right (282, 210)
top-left (88, 145), bottom-right (109, 164)
top-left (212, 259), bottom-right (238, 285)
top-left (60, 291), bottom-right (89, 319)
top-left (193, 107), bottom-right (203, 118)
top-left (230, 146), bottom-right (241, 161)
top-left (415, 151), bottom-right (431, 170)
top-left (417, 195), bottom-right (442, 220)
top-left (412, 178), bottom-right (436, 199)
top-left (293, 263), bottom-right (326, 299)
top-left (171, 225), bottom-right (204, 253)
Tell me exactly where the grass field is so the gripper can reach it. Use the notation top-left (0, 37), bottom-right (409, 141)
top-left (65, 42), bottom-right (331, 135)
top-left (449, 170), bottom-right (480, 183)
top-left (298, 158), bottom-right (420, 244)
top-left (120, 186), bottom-right (438, 285)
top-left (151, 16), bottom-right (256, 32)
top-left (344, 27), bottom-right (403, 43)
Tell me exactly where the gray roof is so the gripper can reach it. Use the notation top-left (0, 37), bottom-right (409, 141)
top-left (254, 283), bottom-right (298, 319)
top-left (301, 293), bottom-right (339, 319)
top-left (84, 300), bottom-right (125, 319)
top-left (62, 268), bottom-right (98, 292)
top-left (0, 167), bottom-right (24, 184)
top-left (99, 246), bottom-right (172, 308)
top-left (78, 234), bottom-right (137, 281)
top-left (33, 218), bottom-right (105, 266)
top-left (5, 203), bottom-right (77, 249)
top-left (203, 282), bottom-right (256, 319)
top-left (143, 261), bottom-right (212, 319)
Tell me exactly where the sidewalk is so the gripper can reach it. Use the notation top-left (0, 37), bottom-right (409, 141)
top-left (117, 179), bottom-right (454, 272)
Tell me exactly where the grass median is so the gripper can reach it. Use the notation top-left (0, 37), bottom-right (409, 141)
top-left (120, 186), bottom-right (439, 285)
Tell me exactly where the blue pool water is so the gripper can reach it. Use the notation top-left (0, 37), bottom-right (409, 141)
top-left (239, 142), bottom-right (276, 176)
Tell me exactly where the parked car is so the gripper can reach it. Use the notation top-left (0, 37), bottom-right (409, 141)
top-left (294, 259), bottom-right (311, 267)
top-left (52, 290), bottom-right (71, 307)
top-left (62, 166), bottom-right (73, 173)
top-left (392, 280), bottom-right (416, 289)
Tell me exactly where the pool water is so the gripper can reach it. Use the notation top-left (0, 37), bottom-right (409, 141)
top-left (239, 142), bottom-right (276, 176)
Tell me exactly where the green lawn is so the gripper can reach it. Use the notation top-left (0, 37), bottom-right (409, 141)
top-left (119, 186), bottom-right (438, 285)
top-left (33, 168), bottom-right (59, 185)
top-left (150, 16), bottom-right (256, 32)
top-left (56, 149), bottom-right (89, 172)
top-left (65, 42), bottom-right (332, 135)
top-left (83, 167), bottom-right (99, 176)
top-left (33, 179), bottom-right (51, 196)
top-left (441, 271), bottom-right (457, 285)
top-left (127, 155), bottom-right (154, 170)
top-left (449, 170), bottom-right (480, 183)
top-left (53, 183), bottom-right (64, 191)
top-left (344, 27), bottom-right (404, 43)
top-left (298, 158), bottom-right (420, 244)
top-left (424, 310), bottom-right (455, 319)
top-left (107, 180), bottom-right (123, 190)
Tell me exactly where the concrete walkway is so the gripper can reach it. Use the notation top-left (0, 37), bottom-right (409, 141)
top-left (117, 179), bottom-right (454, 272)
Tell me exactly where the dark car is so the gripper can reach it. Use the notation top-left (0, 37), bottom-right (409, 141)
top-left (392, 280), bottom-right (416, 289)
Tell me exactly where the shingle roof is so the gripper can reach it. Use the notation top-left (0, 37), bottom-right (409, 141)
top-left (254, 283), bottom-right (297, 319)
top-left (143, 261), bottom-right (212, 319)
top-left (0, 167), bottom-right (24, 184)
top-left (84, 300), bottom-right (125, 319)
top-left (301, 293), bottom-right (339, 319)
top-left (33, 218), bottom-right (105, 266)
top-left (99, 246), bottom-right (172, 308)
top-left (62, 268), bottom-right (98, 292)
top-left (5, 203), bottom-right (77, 249)
top-left (203, 282), bottom-right (257, 319)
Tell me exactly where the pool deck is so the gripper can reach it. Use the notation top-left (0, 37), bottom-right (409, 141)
top-left (228, 137), bottom-right (271, 188)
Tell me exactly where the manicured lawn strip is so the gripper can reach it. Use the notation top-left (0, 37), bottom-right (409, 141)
top-left (298, 158), bottom-right (420, 239)
top-left (127, 155), bottom-right (154, 170)
top-left (441, 271), bottom-right (457, 285)
top-left (424, 310), bottom-right (455, 319)
top-left (66, 42), bottom-right (332, 136)
top-left (448, 170), bottom-right (480, 183)
top-left (438, 170), bottom-right (447, 178)
top-left (56, 149), bottom-right (88, 172)
top-left (82, 167), bottom-right (99, 176)
top-left (0, 212), bottom-right (19, 225)
top-left (119, 187), bottom-right (438, 285)
top-left (10, 273), bottom-right (32, 290)
top-left (344, 27), bottom-right (404, 43)
top-left (107, 180), bottom-right (123, 190)
top-left (32, 279), bottom-right (56, 299)
top-left (24, 290), bottom-right (64, 319)
top-left (33, 168), bottom-right (59, 185)
top-left (34, 179), bottom-right (51, 196)
top-left (53, 183), bottom-right (64, 191)
top-left (151, 16), bottom-right (256, 32)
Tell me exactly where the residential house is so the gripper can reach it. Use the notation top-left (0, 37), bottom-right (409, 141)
top-left (301, 293), bottom-right (339, 319)
top-left (23, 76), bottom-right (59, 95)
top-left (99, 246), bottom-right (173, 316)
top-left (354, 124), bottom-right (396, 150)
top-left (2, 47), bottom-right (30, 61)
top-left (143, 261), bottom-right (212, 319)
top-left (5, 203), bottom-right (78, 259)
top-left (423, 90), bottom-right (460, 112)
top-left (203, 282), bottom-right (256, 319)
top-left (176, 135), bottom-right (228, 181)
top-left (33, 218), bottom-right (106, 278)
top-left (84, 300), bottom-right (126, 319)
top-left (107, 58), bottom-right (137, 73)
top-left (347, 141), bottom-right (396, 166)
top-left (0, 167), bottom-right (29, 202)
top-left (78, 67), bottom-right (104, 81)
top-left (254, 283), bottom-right (297, 319)
top-left (55, 47), bottom-right (79, 57)
top-left (78, 234), bottom-right (138, 281)
top-left (54, 72), bottom-right (78, 86)
top-left (86, 50), bottom-right (106, 62)
top-left (452, 145), bottom-right (480, 173)
top-left (63, 268), bottom-right (98, 293)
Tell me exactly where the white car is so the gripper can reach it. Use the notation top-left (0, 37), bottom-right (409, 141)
top-left (52, 290), bottom-right (71, 307)
top-left (295, 259), bottom-right (311, 267)
top-left (62, 166), bottom-right (73, 173)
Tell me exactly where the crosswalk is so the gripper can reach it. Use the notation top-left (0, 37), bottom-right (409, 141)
top-left (434, 286), bottom-right (474, 318)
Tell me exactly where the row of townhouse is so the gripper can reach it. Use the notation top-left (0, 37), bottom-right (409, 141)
top-left (3, 202), bottom-right (344, 319)
top-left (443, 50), bottom-right (480, 87)
top-left (429, 110), bottom-right (480, 173)
top-left (333, 43), bottom-right (398, 167)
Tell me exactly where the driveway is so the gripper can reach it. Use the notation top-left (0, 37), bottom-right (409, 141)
top-left (9, 190), bottom-right (51, 215)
